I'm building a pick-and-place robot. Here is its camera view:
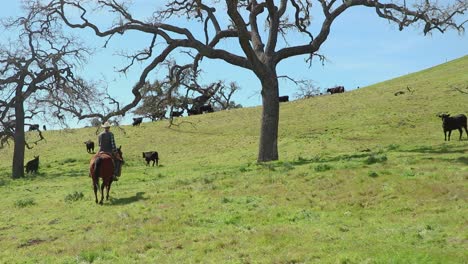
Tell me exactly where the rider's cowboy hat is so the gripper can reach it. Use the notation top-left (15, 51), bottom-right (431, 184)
top-left (101, 121), bottom-right (111, 128)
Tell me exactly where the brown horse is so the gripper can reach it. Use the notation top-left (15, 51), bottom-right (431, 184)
top-left (89, 146), bottom-right (124, 204)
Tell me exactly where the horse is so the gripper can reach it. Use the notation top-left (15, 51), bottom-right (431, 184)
top-left (89, 146), bottom-right (124, 204)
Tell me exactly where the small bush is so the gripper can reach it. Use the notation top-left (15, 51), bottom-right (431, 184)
top-left (364, 154), bottom-right (387, 164)
top-left (15, 198), bottom-right (36, 208)
top-left (296, 156), bottom-right (308, 163)
top-left (239, 166), bottom-right (248, 172)
top-left (314, 164), bottom-right (332, 172)
top-left (259, 163), bottom-right (276, 171)
top-left (403, 170), bottom-right (416, 177)
top-left (64, 191), bottom-right (84, 203)
top-left (280, 162), bottom-right (294, 172)
top-left (221, 197), bottom-right (233, 203)
top-left (59, 158), bottom-right (77, 165)
top-left (78, 251), bottom-right (100, 263)
top-left (386, 144), bottom-right (400, 151)
top-left (289, 209), bottom-right (319, 222)
top-left (0, 178), bottom-right (7, 186)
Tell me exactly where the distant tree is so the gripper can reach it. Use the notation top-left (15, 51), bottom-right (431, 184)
top-left (294, 80), bottom-right (322, 99)
top-left (211, 82), bottom-right (243, 110)
top-left (132, 81), bottom-right (168, 121)
top-left (47, 0), bottom-right (467, 162)
top-left (90, 118), bottom-right (102, 127)
top-left (133, 63), bottom-right (242, 121)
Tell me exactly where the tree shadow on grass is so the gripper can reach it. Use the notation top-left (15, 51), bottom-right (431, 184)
top-left (455, 157), bottom-right (468, 165)
top-left (402, 144), bottom-right (466, 154)
top-left (289, 152), bottom-right (373, 166)
top-left (110, 192), bottom-right (147, 205)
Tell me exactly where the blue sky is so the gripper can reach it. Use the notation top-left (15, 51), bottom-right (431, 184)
top-left (1, 1), bottom-right (467, 126)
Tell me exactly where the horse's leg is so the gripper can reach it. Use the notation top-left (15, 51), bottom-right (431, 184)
top-left (106, 182), bottom-right (112, 201)
top-left (100, 181), bottom-right (105, 205)
top-left (93, 177), bottom-right (99, 204)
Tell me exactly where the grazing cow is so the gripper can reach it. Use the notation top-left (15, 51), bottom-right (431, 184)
top-left (279, 95), bottom-right (289, 102)
top-left (84, 140), bottom-right (95, 153)
top-left (28, 124), bottom-right (40, 131)
top-left (171, 110), bottom-right (184, 118)
top-left (132, 117), bottom-right (143, 126)
top-left (42, 125), bottom-right (47, 131)
top-left (142, 151), bottom-right (159, 166)
top-left (199, 104), bottom-right (214, 113)
top-left (187, 108), bottom-right (200, 116)
top-left (438, 113), bottom-right (468, 141)
top-left (25, 156), bottom-right (39, 174)
top-left (326, 86), bottom-right (345, 94)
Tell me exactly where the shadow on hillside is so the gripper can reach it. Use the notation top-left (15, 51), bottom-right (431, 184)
top-left (290, 152), bottom-right (374, 166)
top-left (401, 144), bottom-right (466, 154)
top-left (110, 192), bottom-right (147, 205)
top-left (455, 157), bottom-right (468, 165)
top-left (168, 127), bottom-right (220, 136)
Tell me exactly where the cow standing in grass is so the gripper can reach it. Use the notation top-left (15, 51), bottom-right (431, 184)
top-left (132, 117), bottom-right (143, 126)
top-left (438, 113), bottom-right (468, 141)
top-left (143, 151), bottom-right (159, 166)
top-left (28, 124), bottom-right (40, 131)
top-left (25, 156), bottom-right (39, 174)
top-left (84, 140), bottom-right (95, 153)
top-left (279, 95), bottom-right (289, 102)
top-left (326, 86), bottom-right (345, 94)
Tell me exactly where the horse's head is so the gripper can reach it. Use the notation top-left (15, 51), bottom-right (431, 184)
top-left (113, 146), bottom-right (124, 176)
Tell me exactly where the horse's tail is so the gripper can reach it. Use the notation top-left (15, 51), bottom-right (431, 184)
top-left (94, 157), bottom-right (102, 194)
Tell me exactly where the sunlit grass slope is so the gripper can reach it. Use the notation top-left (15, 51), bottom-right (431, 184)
top-left (0, 56), bottom-right (467, 263)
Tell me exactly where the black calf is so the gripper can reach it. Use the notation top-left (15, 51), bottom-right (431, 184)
top-left (25, 156), bottom-right (39, 174)
top-left (132, 117), bottom-right (143, 126)
top-left (171, 111), bottom-right (184, 118)
top-left (84, 140), bottom-right (95, 153)
top-left (142, 151), bottom-right (159, 166)
top-left (279, 95), bottom-right (289, 102)
top-left (200, 104), bottom-right (214, 113)
top-left (29, 124), bottom-right (40, 131)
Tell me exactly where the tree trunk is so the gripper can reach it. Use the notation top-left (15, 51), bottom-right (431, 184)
top-left (257, 77), bottom-right (279, 162)
top-left (12, 91), bottom-right (25, 179)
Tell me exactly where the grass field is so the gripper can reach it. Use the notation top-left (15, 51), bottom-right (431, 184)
top-left (0, 56), bottom-right (467, 263)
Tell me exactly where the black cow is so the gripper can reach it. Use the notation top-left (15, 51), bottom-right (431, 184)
top-left (187, 108), bottom-right (200, 116)
top-left (200, 104), bottom-right (214, 113)
top-left (279, 95), bottom-right (289, 102)
top-left (171, 110), bottom-right (184, 118)
top-left (25, 156), bottom-right (39, 174)
top-left (132, 117), bottom-right (143, 126)
top-left (84, 140), bottom-right (95, 153)
top-left (438, 113), bottom-right (468, 141)
top-left (42, 125), bottom-right (47, 131)
top-left (29, 124), bottom-right (40, 131)
top-left (142, 151), bottom-right (159, 166)
top-left (327, 86), bottom-right (345, 94)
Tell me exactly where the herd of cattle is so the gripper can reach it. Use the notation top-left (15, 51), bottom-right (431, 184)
top-left (22, 88), bottom-right (468, 174)
top-left (28, 124), bottom-right (46, 131)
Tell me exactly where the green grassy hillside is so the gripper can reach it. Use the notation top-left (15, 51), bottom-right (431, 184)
top-left (0, 56), bottom-right (467, 263)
